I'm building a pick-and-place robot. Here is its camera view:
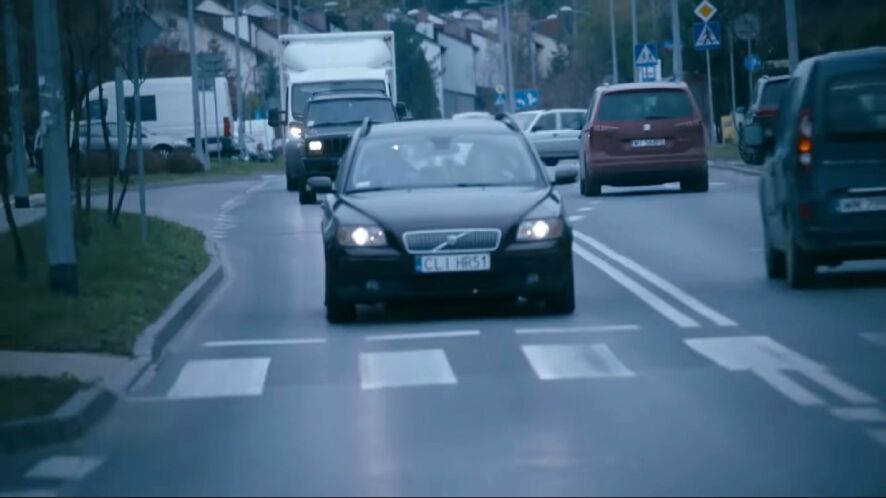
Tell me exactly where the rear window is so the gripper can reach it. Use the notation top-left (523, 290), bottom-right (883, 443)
top-left (826, 71), bottom-right (886, 137)
top-left (760, 79), bottom-right (789, 107)
top-left (596, 90), bottom-right (694, 122)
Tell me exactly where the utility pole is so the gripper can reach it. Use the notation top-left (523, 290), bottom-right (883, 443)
top-left (784, 0), bottom-right (799, 72)
top-left (728, 28), bottom-right (736, 114)
top-left (234, 0), bottom-right (246, 160)
top-left (609, 0), bottom-right (619, 84)
top-left (631, 0), bottom-right (638, 82)
top-left (129, 0), bottom-right (147, 242)
top-left (33, 0), bottom-right (77, 293)
top-left (4, 0), bottom-right (29, 208)
top-left (670, 0), bottom-right (683, 81)
top-left (503, 0), bottom-right (515, 113)
top-left (747, 38), bottom-right (753, 106)
top-left (187, 0), bottom-right (207, 170)
top-left (530, 24), bottom-right (537, 89)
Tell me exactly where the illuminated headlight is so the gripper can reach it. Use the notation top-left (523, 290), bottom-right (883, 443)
top-left (289, 126), bottom-right (303, 139)
top-left (516, 218), bottom-right (563, 241)
top-left (337, 226), bottom-right (387, 247)
top-left (308, 140), bottom-right (323, 153)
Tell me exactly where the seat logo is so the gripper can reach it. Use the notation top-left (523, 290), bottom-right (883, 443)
top-left (643, 123), bottom-right (651, 131)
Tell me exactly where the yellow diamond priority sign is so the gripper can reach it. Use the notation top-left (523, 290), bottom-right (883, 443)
top-left (694, 0), bottom-right (717, 22)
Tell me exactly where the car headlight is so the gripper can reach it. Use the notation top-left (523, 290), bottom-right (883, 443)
top-left (516, 218), bottom-right (564, 241)
top-left (289, 126), bottom-right (302, 139)
top-left (308, 140), bottom-right (323, 153)
top-left (337, 226), bottom-right (387, 247)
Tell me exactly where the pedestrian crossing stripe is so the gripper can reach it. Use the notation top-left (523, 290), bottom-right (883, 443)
top-left (694, 23), bottom-right (720, 49)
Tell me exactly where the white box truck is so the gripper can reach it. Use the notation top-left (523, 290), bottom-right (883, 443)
top-left (83, 76), bottom-right (235, 155)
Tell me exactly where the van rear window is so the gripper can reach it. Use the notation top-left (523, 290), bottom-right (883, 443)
top-left (827, 71), bottom-right (886, 138)
top-left (597, 90), bottom-right (694, 122)
top-left (760, 79), bottom-right (788, 107)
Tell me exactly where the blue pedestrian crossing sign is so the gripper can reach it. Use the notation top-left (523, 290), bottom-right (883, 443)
top-left (693, 21), bottom-right (721, 50)
top-left (494, 92), bottom-right (507, 107)
top-left (515, 88), bottom-right (540, 111)
top-left (634, 43), bottom-right (658, 66)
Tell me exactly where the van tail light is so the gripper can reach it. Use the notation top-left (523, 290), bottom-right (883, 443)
top-left (796, 108), bottom-right (813, 173)
top-left (798, 202), bottom-right (813, 221)
top-left (223, 117), bottom-right (231, 138)
top-left (756, 106), bottom-right (778, 119)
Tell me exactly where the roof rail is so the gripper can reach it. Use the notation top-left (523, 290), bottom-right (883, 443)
top-left (359, 117), bottom-right (372, 137)
top-left (494, 113), bottom-right (521, 133)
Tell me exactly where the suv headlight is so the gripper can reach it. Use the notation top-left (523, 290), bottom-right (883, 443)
top-left (516, 218), bottom-right (564, 241)
top-left (308, 140), bottom-right (323, 153)
top-left (289, 125), bottom-right (303, 139)
top-left (337, 226), bottom-right (387, 247)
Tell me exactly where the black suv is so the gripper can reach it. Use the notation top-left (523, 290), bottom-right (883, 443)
top-left (746, 47), bottom-right (886, 288)
top-left (275, 92), bottom-right (399, 204)
top-left (739, 75), bottom-right (790, 165)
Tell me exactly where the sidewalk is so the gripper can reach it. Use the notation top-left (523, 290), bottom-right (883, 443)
top-left (708, 159), bottom-right (763, 177)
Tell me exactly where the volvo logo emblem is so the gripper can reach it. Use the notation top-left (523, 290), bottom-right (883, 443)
top-left (446, 234), bottom-right (459, 246)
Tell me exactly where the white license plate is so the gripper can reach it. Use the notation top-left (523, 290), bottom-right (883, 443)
top-left (836, 196), bottom-right (886, 213)
top-left (631, 139), bottom-right (666, 148)
top-left (415, 253), bottom-right (491, 273)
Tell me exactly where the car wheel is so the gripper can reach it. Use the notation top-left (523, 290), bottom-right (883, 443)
top-left (581, 174), bottom-right (601, 197)
top-left (299, 189), bottom-right (316, 205)
top-left (681, 170), bottom-right (709, 193)
top-left (153, 146), bottom-right (172, 160)
top-left (546, 262), bottom-right (575, 314)
top-left (286, 176), bottom-right (299, 192)
top-left (763, 225), bottom-right (786, 280)
top-left (786, 226), bottom-right (815, 288)
top-left (325, 268), bottom-right (356, 324)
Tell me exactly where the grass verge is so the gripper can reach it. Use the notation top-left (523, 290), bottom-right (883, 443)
top-left (707, 143), bottom-right (742, 162)
top-left (0, 376), bottom-right (85, 424)
top-left (0, 211), bottom-right (209, 355)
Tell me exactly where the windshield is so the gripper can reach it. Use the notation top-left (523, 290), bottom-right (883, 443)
top-left (347, 133), bottom-right (543, 192)
top-left (597, 90), bottom-right (694, 121)
top-left (760, 79), bottom-right (789, 107)
top-left (514, 112), bottom-right (540, 130)
top-left (291, 81), bottom-right (386, 116)
top-left (827, 71), bottom-right (886, 138)
top-left (306, 99), bottom-right (396, 127)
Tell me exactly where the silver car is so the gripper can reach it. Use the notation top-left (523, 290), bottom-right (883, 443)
top-left (75, 120), bottom-right (190, 159)
top-left (514, 108), bottom-right (586, 166)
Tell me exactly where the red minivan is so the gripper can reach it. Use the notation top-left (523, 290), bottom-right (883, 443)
top-left (579, 82), bottom-right (708, 196)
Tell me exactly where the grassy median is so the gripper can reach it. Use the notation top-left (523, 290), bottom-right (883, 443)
top-left (0, 211), bottom-right (209, 355)
top-left (0, 376), bottom-right (85, 424)
top-left (707, 143), bottom-right (742, 162)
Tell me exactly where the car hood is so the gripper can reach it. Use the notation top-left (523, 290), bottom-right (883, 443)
top-left (305, 125), bottom-right (360, 138)
top-left (340, 186), bottom-right (553, 233)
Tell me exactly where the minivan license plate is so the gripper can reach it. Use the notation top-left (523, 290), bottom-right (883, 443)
top-left (837, 196), bottom-right (886, 213)
top-left (631, 139), bottom-right (666, 148)
top-left (416, 254), bottom-right (491, 273)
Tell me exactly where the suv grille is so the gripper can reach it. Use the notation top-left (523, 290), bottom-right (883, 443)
top-left (322, 136), bottom-right (350, 156)
top-left (403, 229), bottom-right (501, 254)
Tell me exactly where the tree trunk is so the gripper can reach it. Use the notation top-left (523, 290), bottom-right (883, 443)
top-left (97, 76), bottom-right (115, 221)
top-left (0, 140), bottom-right (27, 280)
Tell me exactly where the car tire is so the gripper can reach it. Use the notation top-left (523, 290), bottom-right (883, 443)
top-left (681, 170), bottom-right (709, 193)
top-left (581, 175), bottom-right (601, 197)
top-left (546, 263), bottom-right (575, 314)
top-left (763, 228), bottom-right (786, 280)
top-left (299, 189), bottom-right (316, 205)
top-left (786, 226), bottom-right (816, 289)
top-left (286, 176), bottom-right (299, 192)
top-left (325, 267), bottom-right (356, 323)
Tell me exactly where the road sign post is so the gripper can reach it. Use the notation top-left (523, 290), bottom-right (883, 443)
top-left (733, 13), bottom-right (760, 108)
top-left (693, 1), bottom-right (721, 145)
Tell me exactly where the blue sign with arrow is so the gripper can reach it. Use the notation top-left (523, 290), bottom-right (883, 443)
top-left (514, 88), bottom-right (540, 111)
top-left (744, 53), bottom-right (762, 72)
top-left (692, 21), bottom-right (721, 51)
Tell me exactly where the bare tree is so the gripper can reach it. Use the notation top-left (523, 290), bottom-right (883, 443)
top-left (0, 133), bottom-right (26, 279)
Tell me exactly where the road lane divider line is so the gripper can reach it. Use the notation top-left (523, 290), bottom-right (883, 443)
top-left (203, 338), bottom-right (327, 348)
top-left (860, 332), bottom-right (886, 349)
top-left (568, 215), bottom-right (585, 222)
top-left (365, 330), bottom-right (480, 342)
top-left (515, 324), bottom-right (640, 335)
top-left (578, 207), bottom-right (594, 212)
top-left (572, 243), bottom-right (700, 328)
top-left (830, 407), bottom-right (886, 424)
top-left (573, 230), bottom-right (738, 327)
top-left (752, 369), bottom-right (826, 406)
top-left (868, 429), bottom-right (886, 447)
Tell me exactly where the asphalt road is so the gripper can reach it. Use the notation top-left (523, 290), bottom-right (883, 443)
top-left (3, 167), bottom-right (885, 496)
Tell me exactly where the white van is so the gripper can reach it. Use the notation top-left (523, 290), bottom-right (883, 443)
top-left (83, 76), bottom-right (234, 154)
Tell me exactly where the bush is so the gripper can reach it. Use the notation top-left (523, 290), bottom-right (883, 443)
top-left (81, 150), bottom-right (168, 176)
top-left (165, 150), bottom-right (202, 174)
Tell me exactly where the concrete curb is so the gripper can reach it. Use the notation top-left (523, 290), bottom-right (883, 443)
top-left (709, 160), bottom-right (763, 177)
top-left (0, 238), bottom-right (225, 452)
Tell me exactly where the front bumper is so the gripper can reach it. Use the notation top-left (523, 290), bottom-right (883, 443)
top-left (304, 156), bottom-right (340, 180)
top-left (327, 239), bottom-right (573, 304)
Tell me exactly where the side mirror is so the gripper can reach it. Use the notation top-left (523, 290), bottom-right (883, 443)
top-left (742, 123), bottom-right (765, 147)
top-left (267, 108), bottom-right (286, 128)
top-left (307, 176), bottom-right (333, 194)
top-left (554, 164), bottom-right (579, 185)
top-left (531, 124), bottom-right (542, 133)
top-left (395, 102), bottom-right (409, 120)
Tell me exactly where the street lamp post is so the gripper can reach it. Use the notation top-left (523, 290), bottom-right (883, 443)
top-left (233, 0), bottom-right (245, 160)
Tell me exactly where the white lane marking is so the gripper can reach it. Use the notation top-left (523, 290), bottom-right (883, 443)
top-left (572, 243), bottom-right (700, 328)
top-left (568, 215), bottom-right (585, 222)
top-left (522, 344), bottom-right (636, 380)
top-left (868, 429), bottom-right (886, 446)
top-left (25, 456), bottom-right (103, 480)
top-left (203, 338), bottom-right (327, 348)
top-left (365, 330), bottom-right (480, 342)
top-left (360, 349), bottom-right (457, 390)
top-left (753, 369), bottom-right (825, 406)
top-left (860, 332), bottom-right (886, 349)
top-left (167, 358), bottom-right (270, 400)
top-left (578, 207), bottom-right (594, 212)
top-left (574, 230), bottom-right (738, 327)
top-left (830, 407), bottom-right (886, 423)
top-left (686, 336), bottom-right (878, 406)
top-left (710, 181), bottom-right (727, 186)
top-left (515, 324), bottom-right (640, 335)
top-left (0, 490), bottom-right (57, 497)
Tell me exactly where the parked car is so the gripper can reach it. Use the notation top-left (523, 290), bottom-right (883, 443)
top-left (76, 121), bottom-right (191, 159)
top-left (514, 108), bottom-right (585, 166)
top-left (579, 82), bottom-right (708, 196)
top-left (749, 46), bottom-right (886, 288)
top-left (240, 134), bottom-right (273, 162)
top-left (738, 74), bottom-right (791, 165)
